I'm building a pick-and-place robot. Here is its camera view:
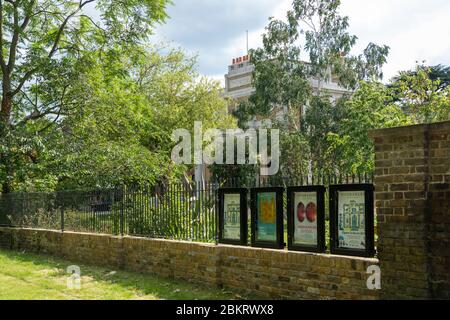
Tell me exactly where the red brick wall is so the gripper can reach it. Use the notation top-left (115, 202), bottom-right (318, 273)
top-left (372, 121), bottom-right (450, 299)
top-left (0, 227), bottom-right (379, 300)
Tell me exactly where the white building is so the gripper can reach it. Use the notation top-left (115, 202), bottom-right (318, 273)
top-left (224, 55), bottom-right (255, 102)
top-left (224, 55), bottom-right (353, 122)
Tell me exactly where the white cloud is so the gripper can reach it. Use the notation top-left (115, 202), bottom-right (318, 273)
top-left (155, 0), bottom-right (450, 83)
top-left (339, 0), bottom-right (450, 81)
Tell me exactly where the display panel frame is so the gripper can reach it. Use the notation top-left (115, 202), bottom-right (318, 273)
top-left (218, 188), bottom-right (248, 246)
top-left (250, 187), bottom-right (284, 249)
top-left (287, 186), bottom-right (326, 253)
top-left (329, 184), bottom-right (375, 257)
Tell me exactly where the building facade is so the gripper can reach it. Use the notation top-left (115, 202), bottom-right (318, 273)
top-left (224, 55), bottom-right (353, 118)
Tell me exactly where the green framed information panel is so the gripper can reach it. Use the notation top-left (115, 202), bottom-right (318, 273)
top-left (287, 186), bottom-right (326, 253)
top-left (329, 184), bottom-right (375, 257)
top-left (218, 188), bottom-right (248, 245)
top-left (250, 187), bottom-right (284, 249)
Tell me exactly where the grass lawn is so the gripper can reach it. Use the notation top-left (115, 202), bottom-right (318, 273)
top-left (0, 249), bottom-right (251, 300)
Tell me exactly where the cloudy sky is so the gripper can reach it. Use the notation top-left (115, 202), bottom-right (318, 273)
top-left (153, 0), bottom-right (450, 84)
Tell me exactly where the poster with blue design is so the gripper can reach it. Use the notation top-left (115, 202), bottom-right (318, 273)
top-left (338, 191), bottom-right (366, 249)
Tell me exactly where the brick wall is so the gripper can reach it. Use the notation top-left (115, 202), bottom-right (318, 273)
top-left (0, 227), bottom-right (379, 300)
top-left (372, 121), bottom-right (450, 299)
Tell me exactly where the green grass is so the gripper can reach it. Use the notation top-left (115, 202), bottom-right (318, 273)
top-left (0, 249), bottom-right (252, 300)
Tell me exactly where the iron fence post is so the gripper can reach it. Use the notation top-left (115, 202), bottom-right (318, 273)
top-left (61, 206), bottom-right (64, 232)
top-left (120, 191), bottom-right (124, 237)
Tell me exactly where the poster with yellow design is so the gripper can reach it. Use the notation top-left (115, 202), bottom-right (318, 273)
top-left (257, 192), bottom-right (277, 241)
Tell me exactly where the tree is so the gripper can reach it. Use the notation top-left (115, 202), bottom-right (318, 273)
top-left (0, 0), bottom-right (170, 127)
top-left (326, 81), bottom-right (410, 174)
top-left (390, 65), bottom-right (450, 123)
top-left (290, 0), bottom-right (354, 89)
top-left (237, 0), bottom-right (390, 176)
top-left (5, 45), bottom-right (235, 191)
top-left (303, 94), bottom-right (346, 174)
top-left (290, 0), bottom-right (390, 89)
top-left (248, 17), bottom-right (310, 130)
top-left (0, 0), bottom-right (170, 192)
top-left (429, 64), bottom-right (450, 90)
top-left (391, 64), bottom-right (450, 91)
top-left (326, 65), bottom-right (450, 174)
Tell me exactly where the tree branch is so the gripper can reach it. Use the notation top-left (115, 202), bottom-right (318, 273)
top-left (11, 67), bottom-right (37, 96)
top-left (15, 84), bottom-right (70, 127)
top-left (78, 14), bottom-right (106, 33)
top-left (7, 1), bottom-right (20, 73)
top-left (48, 1), bottom-right (95, 59)
top-left (0, 1), bottom-right (8, 76)
top-left (12, 0), bottom-right (96, 97)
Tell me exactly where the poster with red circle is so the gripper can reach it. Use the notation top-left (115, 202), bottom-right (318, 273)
top-left (293, 192), bottom-right (318, 246)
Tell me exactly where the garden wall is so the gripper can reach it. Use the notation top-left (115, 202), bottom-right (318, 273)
top-left (0, 227), bottom-right (379, 300)
top-left (372, 121), bottom-right (450, 299)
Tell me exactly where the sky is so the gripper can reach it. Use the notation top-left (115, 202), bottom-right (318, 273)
top-left (153, 0), bottom-right (450, 84)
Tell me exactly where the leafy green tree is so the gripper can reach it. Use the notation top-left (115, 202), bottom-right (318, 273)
top-left (428, 64), bottom-right (450, 90)
top-left (7, 45), bottom-right (234, 191)
top-left (391, 64), bottom-right (450, 91)
top-left (326, 65), bottom-right (449, 174)
top-left (0, 0), bottom-right (170, 192)
top-left (290, 0), bottom-right (390, 89)
top-left (290, 0), bottom-right (355, 88)
top-left (248, 17), bottom-right (310, 128)
top-left (390, 65), bottom-right (450, 123)
top-left (235, 0), bottom-right (390, 177)
top-left (326, 81), bottom-right (410, 174)
top-left (0, 0), bottom-right (170, 127)
top-left (303, 95), bottom-right (347, 174)
top-left (277, 130), bottom-right (310, 178)
top-left (390, 66), bottom-right (450, 123)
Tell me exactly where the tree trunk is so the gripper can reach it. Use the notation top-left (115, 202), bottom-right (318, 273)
top-left (0, 91), bottom-right (13, 194)
top-left (0, 134), bottom-right (12, 194)
top-left (1, 176), bottom-right (11, 194)
top-left (1, 84), bottom-right (12, 124)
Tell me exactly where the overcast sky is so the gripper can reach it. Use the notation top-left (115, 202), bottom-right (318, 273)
top-left (153, 0), bottom-right (450, 84)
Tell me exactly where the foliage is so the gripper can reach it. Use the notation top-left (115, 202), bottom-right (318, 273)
top-left (229, 0), bottom-right (448, 177)
top-left (391, 64), bottom-right (450, 91)
top-left (46, 46), bottom-right (234, 190)
top-left (277, 130), bottom-right (310, 178)
top-left (389, 65), bottom-right (450, 123)
top-left (289, 0), bottom-right (390, 88)
top-left (0, 0), bottom-right (172, 192)
top-left (326, 65), bottom-right (449, 174)
top-left (326, 81), bottom-right (410, 174)
top-left (303, 94), bottom-right (347, 174)
top-left (249, 17), bottom-right (310, 126)
top-left (228, 0), bottom-right (391, 179)
top-left (0, 27), bottom-right (234, 191)
top-left (290, 0), bottom-right (356, 85)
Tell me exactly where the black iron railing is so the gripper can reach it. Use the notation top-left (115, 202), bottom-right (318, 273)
top-left (0, 174), bottom-right (373, 243)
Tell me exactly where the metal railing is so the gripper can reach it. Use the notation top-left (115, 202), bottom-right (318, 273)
top-left (0, 174), bottom-right (373, 243)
